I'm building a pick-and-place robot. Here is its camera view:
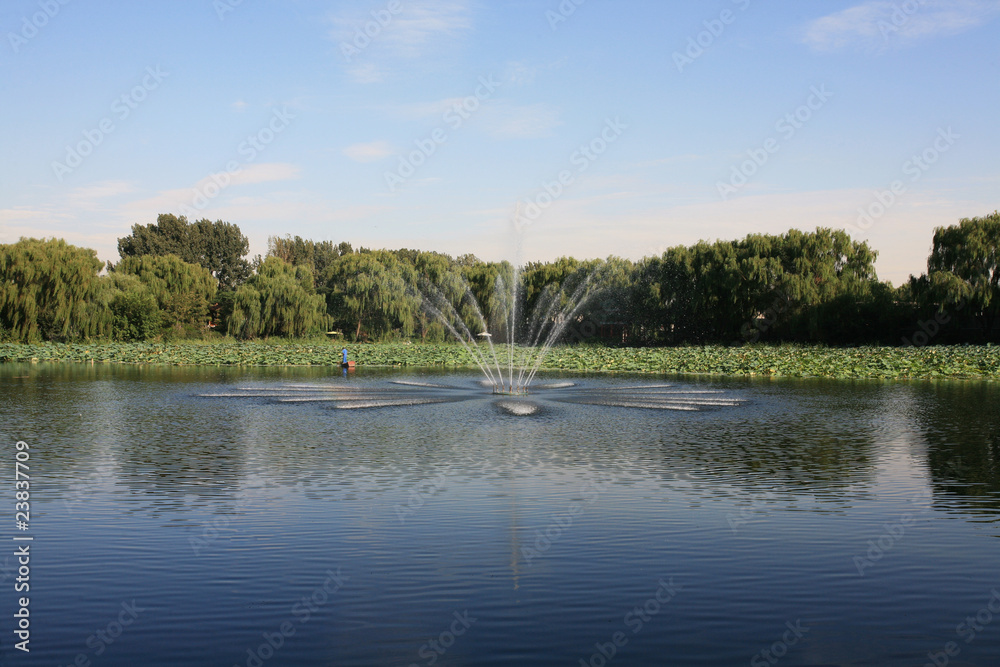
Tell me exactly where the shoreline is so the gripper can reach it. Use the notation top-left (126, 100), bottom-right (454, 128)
top-left (1, 342), bottom-right (997, 381)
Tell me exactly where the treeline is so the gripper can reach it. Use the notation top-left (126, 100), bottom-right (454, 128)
top-left (1, 212), bottom-right (997, 346)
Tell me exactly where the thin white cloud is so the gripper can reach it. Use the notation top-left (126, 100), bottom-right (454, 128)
top-left (504, 61), bottom-right (538, 87)
top-left (627, 155), bottom-right (707, 170)
top-left (66, 181), bottom-right (137, 210)
top-left (330, 0), bottom-right (472, 80)
top-left (227, 162), bottom-right (301, 186)
top-left (379, 0), bottom-right (472, 56)
top-left (0, 206), bottom-right (116, 251)
top-left (802, 0), bottom-right (1000, 52)
top-left (68, 181), bottom-right (136, 200)
top-left (480, 102), bottom-right (562, 139)
top-left (347, 62), bottom-right (384, 84)
top-left (117, 164), bottom-right (302, 224)
top-left (0, 207), bottom-right (69, 240)
top-left (501, 58), bottom-right (566, 87)
top-left (391, 96), bottom-right (467, 120)
top-left (343, 141), bottom-right (394, 163)
top-left (381, 97), bottom-right (561, 138)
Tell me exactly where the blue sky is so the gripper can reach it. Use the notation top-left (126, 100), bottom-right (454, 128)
top-left (1, 0), bottom-right (998, 285)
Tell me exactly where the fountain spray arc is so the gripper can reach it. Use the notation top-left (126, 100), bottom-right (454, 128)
top-left (419, 207), bottom-right (598, 396)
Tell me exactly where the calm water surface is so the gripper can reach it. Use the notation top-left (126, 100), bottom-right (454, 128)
top-left (1, 364), bottom-right (998, 666)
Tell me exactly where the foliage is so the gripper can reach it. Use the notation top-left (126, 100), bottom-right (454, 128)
top-left (104, 273), bottom-right (161, 341)
top-left (111, 254), bottom-right (218, 333)
top-left (927, 211), bottom-right (1000, 339)
top-left (267, 235), bottom-right (352, 288)
top-left (323, 251), bottom-right (420, 341)
top-left (4, 213), bottom-right (998, 346)
top-left (1, 341), bottom-right (999, 381)
top-left (0, 238), bottom-right (109, 342)
top-left (118, 213), bottom-right (251, 290)
top-left (230, 257), bottom-right (328, 339)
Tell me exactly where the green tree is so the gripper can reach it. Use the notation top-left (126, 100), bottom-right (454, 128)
top-left (267, 235), bottom-right (352, 288)
top-left (324, 251), bottom-right (419, 341)
top-left (0, 237), bottom-right (109, 341)
top-left (118, 213), bottom-right (251, 289)
top-left (230, 257), bottom-right (327, 338)
top-left (927, 212), bottom-right (1000, 339)
top-left (227, 286), bottom-right (262, 339)
top-left (632, 229), bottom-right (882, 344)
top-left (408, 251), bottom-right (463, 342)
top-left (104, 273), bottom-right (161, 341)
top-left (112, 254), bottom-right (217, 333)
top-left (746, 228), bottom-right (879, 343)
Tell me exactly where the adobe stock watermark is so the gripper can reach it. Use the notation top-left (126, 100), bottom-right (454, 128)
top-left (853, 488), bottom-right (931, 577)
top-left (213, 0), bottom-right (245, 21)
top-left (717, 85), bottom-right (832, 201)
top-left (921, 588), bottom-right (1000, 667)
top-left (61, 460), bottom-right (120, 519)
top-left (516, 117), bottom-right (627, 230)
top-left (577, 578), bottom-right (683, 667)
top-left (726, 491), bottom-right (775, 532)
top-left (750, 620), bottom-right (810, 667)
top-left (56, 599), bottom-right (145, 667)
top-left (521, 476), bottom-right (613, 566)
top-left (902, 295), bottom-right (967, 347)
top-left (394, 472), bottom-right (447, 524)
top-left (341, 0), bottom-right (403, 62)
top-left (741, 291), bottom-right (792, 344)
top-left (546, 0), bottom-right (587, 31)
top-left (189, 487), bottom-right (265, 555)
top-left (233, 568), bottom-right (348, 667)
top-left (853, 127), bottom-right (959, 231)
top-left (878, 0), bottom-right (929, 43)
top-left (407, 610), bottom-right (477, 667)
top-left (7, 0), bottom-right (71, 54)
top-left (384, 75), bottom-right (501, 193)
top-left (177, 106), bottom-right (295, 218)
top-left (673, 0), bottom-right (751, 73)
top-left (51, 66), bottom-right (168, 182)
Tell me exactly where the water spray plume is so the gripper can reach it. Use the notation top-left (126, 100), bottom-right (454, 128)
top-left (418, 206), bottom-right (597, 396)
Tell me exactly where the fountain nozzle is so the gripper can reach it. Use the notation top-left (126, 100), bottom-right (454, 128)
top-left (492, 384), bottom-right (529, 396)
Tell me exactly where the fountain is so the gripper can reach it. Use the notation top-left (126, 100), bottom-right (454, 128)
top-left (197, 211), bottom-right (746, 414)
top-left (417, 226), bottom-right (597, 396)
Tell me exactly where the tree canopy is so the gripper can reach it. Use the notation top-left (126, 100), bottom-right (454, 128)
top-left (927, 212), bottom-right (1000, 336)
top-left (267, 235), bottom-right (352, 288)
top-left (118, 214), bottom-right (251, 290)
top-left (3, 214), bottom-right (996, 345)
top-left (0, 238), bottom-right (109, 342)
top-left (323, 251), bottom-right (420, 341)
top-left (112, 254), bottom-right (218, 333)
top-left (229, 257), bottom-right (328, 339)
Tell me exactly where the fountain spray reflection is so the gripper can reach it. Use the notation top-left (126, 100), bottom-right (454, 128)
top-left (197, 378), bottom-right (745, 414)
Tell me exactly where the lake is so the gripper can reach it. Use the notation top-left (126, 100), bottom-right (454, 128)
top-left (1, 364), bottom-right (998, 666)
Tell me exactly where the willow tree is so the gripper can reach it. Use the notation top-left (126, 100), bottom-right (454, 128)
top-left (745, 228), bottom-right (880, 343)
top-left (324, 251), bottom-right (419, 341)
top-left (229, 257), bottom-right (327, 338)
top-left (112, 254), bottom-right (217, 331)
top-left (652, 242), bottom-right (730, 343)
top-left (103, 272), bottom-right (161, 341)
top-left (226, 286), bottom-right (262, 339)
top-left (460, 261), bottom-right (515, 339)
top-left (267, 235), bottom-right (352, 288)
top-left (0, 237), bottom-right (109, 341)
top-left (408, 250), bottom-right (462, 342)
top-left (928, 212), bottom-right (1000, 339)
